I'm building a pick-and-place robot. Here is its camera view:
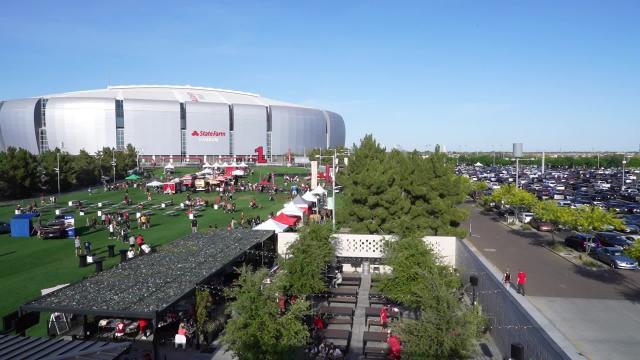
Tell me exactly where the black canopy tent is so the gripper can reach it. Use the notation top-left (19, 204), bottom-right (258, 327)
top-left (20, 229), bottom-right (275, 321)
top-left (0, 334), bottom-right (131, 360)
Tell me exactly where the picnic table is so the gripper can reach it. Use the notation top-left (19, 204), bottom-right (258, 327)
top-left (328, 296), bottom-right (357, 307)
top-left (362, 331), bottom-right (388, 355)
top-left (319, 306), bottom-right (354, 317)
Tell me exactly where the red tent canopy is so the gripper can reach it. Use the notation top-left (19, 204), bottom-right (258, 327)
top-left (272, 213), bottom-right (299, 226)
top-left (224, 167), bottom-right (236, 177)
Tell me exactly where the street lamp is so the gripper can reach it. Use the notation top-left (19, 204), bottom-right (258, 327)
top-left (55, 150), bottom-right (60, 195)
top-left (111, 148), bottom-right (116, 185)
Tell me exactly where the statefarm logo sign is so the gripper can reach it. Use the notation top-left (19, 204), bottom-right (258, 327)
top-left (191, 130), bottom-right (226, 142)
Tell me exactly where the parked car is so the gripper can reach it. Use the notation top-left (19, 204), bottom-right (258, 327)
top-left (530, 218), bottom-right (554, 232)
top-left (594, 232), bottom-right (633, 249)
top-left (518, 212), bottom-right (534, 224)
top-left (593, 247), bottom-right (638, 269)
top-left (0, 221), bottom-right (10, 234)
top-left (39, 220), bottom-right (67, 239)
top-left (564, 233), bottom-right (600, 252)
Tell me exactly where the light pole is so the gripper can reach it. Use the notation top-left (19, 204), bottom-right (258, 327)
top-left (111, 148), bottom-right (116, 185)
top-left (316, 149), bottom-right (349, 231)
top-left (56, 150), bottom-right (60, 195)
top-left (622, 157), bottom-right (627, 191)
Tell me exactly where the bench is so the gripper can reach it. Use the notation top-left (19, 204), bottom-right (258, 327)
top-left (328, 296), bottom-right (357, 306)
top-left (326, 317), bottom-right (353, 328)
top-left (364, 345), bottom-right (387, 359)
top-left (362, 331), bottom-right (387, 355)
top-left (319, 306), bottom-right (354, 318)
top-left (340, 280), bottom-right (361, 287)
top-left (319, 329), bottom-right (351, 349)
top-left (369, 297), bottom-right (387, 306)
top-left (330, 287), bottom-right (358, 297)
top-left (367, 319), bottom-right (383, 330)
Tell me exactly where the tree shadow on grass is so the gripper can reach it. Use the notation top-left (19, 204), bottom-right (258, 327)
top-left (0, 251), bottom-right (16, 257)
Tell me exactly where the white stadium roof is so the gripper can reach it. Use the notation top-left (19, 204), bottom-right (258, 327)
top-left (40, 85), bottom-right (302, 107)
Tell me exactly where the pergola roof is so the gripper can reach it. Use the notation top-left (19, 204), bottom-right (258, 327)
top-left (0, 334), bottom-right (130, 360)
top-left (21, 230), bottom-right (274, 319)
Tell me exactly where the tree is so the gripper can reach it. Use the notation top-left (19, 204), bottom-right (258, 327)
top-left (279, 224), bottom-right (334, 296)
top-left (340, 135), bottom-right (469, 237)
top-left (378, 237), bottom-right (460, 310)
top-left (625, 240), bottom-right (640, 261)
top-left (379, 237), bottom-right (484, 358)
top-left (222, 266), bottom-right (309, 360)
top-left (195, 288), bottom-right (212, 345)
top-left (339, 135), bottom-right (389, 233)
top-left (0, 147), bottom-right (39, 198)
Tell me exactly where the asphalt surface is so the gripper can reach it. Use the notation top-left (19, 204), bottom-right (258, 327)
top-left (464, 204), bottom-right (640, 360)
top-left (464, 205), bottom-right (640, 300)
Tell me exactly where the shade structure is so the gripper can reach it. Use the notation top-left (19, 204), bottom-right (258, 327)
top-left (164, 163), bottom-right (175, 169)
top-left (302, 191), bottom-right (318, 202)
top-left (125, 174), bottom-right (140, 180)
top-left (311, 185), bottom-right (327, 195)
top-left (253, 219), bottom-right (289, 233)
top-left (239, 161), bottom-right (248, 167)
top-left (203, 162), bottom-right (213, 168)
top-left (198, 168), bottom-right (214, 175)
top-left (293, 194), bottom-right (312, 206)
top-left (279, 202), bottom-right (304, 218)
top-left (146, 180), bottom-right (163, 187)
top-left (232, 169), bottom-right (245, 176)
top-left (272, 213), bottom-right (299, 227)
top-left (213, 162), bottom-right (221, 168)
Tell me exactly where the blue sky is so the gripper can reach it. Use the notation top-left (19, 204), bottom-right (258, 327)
top-left (1, 1), bottom-right (638, 152)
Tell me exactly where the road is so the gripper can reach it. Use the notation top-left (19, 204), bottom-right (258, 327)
top-left (463, 205), bottom-right (640, 360)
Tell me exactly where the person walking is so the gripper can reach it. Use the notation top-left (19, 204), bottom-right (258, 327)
top-left (517, 270), bottom-right (527, 296)
top-left (74, 235), bottom-right (81, 256)
top-left (502, 269), bottom-right (511, 287)
top-left (191, 218), bottom-right (198, 233)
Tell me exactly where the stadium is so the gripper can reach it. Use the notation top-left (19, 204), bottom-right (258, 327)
top-left (0, 85), bottom-right (345, 161)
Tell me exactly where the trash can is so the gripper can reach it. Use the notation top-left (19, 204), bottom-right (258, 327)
top-left (119, 249), bottom-right (128, 263)
top-left (79, 254), bottom-right (87, 268)
top-left (94, 259), bottom-right (104, 273)
top-left (107, 245), bottom-right (116, 257)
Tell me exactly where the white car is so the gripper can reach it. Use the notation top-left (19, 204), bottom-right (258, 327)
top-left (518, 212), bottom-right (534, 224)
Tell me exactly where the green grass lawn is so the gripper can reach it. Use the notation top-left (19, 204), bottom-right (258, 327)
top-left (0, 166), bottom-right (310, 336)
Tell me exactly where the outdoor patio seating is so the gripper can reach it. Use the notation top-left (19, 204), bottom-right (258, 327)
top-left (319, 305), bottom-right (354, 317)
top-left (327, 296), bottom-right (357, 307)
top-left (362, 331), bottom-right (387, 355)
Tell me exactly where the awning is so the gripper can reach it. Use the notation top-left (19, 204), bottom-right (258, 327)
top-left (253, 219), bottom-right (289, 233)
top-left (272, 213), bottom-right (299, 226)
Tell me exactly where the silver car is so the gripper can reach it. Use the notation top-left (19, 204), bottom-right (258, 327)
top-left (594, 247), bottom-right (638, 270)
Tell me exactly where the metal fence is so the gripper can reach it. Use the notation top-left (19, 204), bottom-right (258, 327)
top-left (455, 239), bottom-right (571, 360)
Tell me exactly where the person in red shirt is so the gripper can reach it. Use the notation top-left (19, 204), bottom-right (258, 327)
top-left (517, 270), bottom-right (527, 296)
top-left (139, 319), bottom-right (149, 336)
top-left (312, 314), bottom-right (325, 330)
top-left (387, 331), bottom-right (402, 359)
top-left (278, 294), bottom-right (286, 315)
top-left (380, 305), bottom-right (389, 327)
top-left (177, 323), bottom-right (187, 336)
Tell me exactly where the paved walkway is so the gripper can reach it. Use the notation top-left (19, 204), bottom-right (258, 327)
top-left (346, 272), bottom-right (370, 359)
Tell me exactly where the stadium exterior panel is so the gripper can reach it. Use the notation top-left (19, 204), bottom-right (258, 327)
top-left (0, 85), bottom-right (345, 158)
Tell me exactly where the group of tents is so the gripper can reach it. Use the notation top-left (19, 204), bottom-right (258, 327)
top-left (252, 185), bottom-right (328, 233)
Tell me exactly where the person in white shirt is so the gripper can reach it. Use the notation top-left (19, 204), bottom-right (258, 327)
top-left (331, 271), bottom-right (343, 288)
top-left (127, 246), bottom-right (136, 259)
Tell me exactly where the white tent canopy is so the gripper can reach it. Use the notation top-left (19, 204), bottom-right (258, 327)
top-left (164, 163), bottom-right (175, 169)
top-left (293, 194), bottom-right (312, 206)
top-left (239, 161), bottom-right (248, 167)
top-left (311, 185), bottom-right (327, 196)
top-left (198, 168), bottom-right (214, 175)
top-left (203, 162), bottom-right (213, 168)
top-left (213, 162), bottom-right (221, 168)
top-left (302, 191), bottom-right (318, 202)
top-left (232, 169), bottom-right (245, 176)
top-left (253, 219), bottom-right (289, 233)
top-left (279, 202), bottom-right (304, 218)
top-left (146, 180), bottom-right (163, 187)
top-left (474, 162), bottom-right (484, 167)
